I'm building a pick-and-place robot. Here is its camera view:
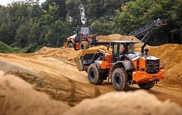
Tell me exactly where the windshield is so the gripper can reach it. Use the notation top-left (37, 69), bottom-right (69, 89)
top-left (128, 44), bottom-right (135, 52)
top-left (81, 27), bottom-right (89, 35)
top-left (120, 44), bottom-right (135, 54)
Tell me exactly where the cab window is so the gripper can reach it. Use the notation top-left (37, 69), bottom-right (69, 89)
top-left (128, 44), bottom-right (135, 52)
top-left (81, 28), bottom-right (89, 35)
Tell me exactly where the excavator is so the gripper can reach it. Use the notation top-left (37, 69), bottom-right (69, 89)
top-left (75, 19), bottom-right (167, 91)
top-left (65, 27), bottom-right (97, 50)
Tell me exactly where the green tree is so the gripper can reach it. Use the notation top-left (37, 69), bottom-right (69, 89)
top-left (86, 0), bottom-right (130, 24)
top-left (90, 17), bottom-right (115, 35)
top-left (114, 0), bottom-right (182, 45)
top-left (15, 24), bottom-right (30, 47)
top-left (0, 23), bottom-right (13, 44)
top-left (45, 20), bottom-right (70, 47)
top-left (66, 0), bottom-right (83, 26)
top-left (168, 0), bottom-right (182, 44)
top-left (30, 22), bottom-right (42, 45)
top-left (42, 0), bottom-right (67, 21)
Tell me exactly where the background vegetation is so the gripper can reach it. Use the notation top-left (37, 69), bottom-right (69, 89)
top-left (0, 0), bottom-right (181, 53)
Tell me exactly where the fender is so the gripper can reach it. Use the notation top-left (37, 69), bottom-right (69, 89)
top-left (110, 61), bottom-right (135, 74)
top-left (94, 60), bottom-right (102, 69)
top-left (68, 39), bottom-right (74, 44)
top-left (94, 60), bottom-right (108, 80)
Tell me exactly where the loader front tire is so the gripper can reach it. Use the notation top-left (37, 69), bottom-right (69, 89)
top-left (87, 63), bottom-right (103, 85)
top-left (112, 68), bottom-right (128, 91)
top-left (80, 41), bottom-right (89, 49)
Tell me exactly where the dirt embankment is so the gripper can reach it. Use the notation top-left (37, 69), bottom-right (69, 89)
top-left (149, 44), bottom-right (182, 87)
top-left (63, 90), bottom-right (182, 115)
top-left (1, 72), bottom-right (182, 115)
top-left (0, 71), bottom-right (70, 115)
top-left (0, 52), bottom-right (108, 106)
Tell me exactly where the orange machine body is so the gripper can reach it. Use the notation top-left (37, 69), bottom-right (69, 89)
top-left (65, 27), bottom-right (97, 50)
top-left (131, 57), bottom-right (164, 83)
top-left (98, 53), bottom-right (164, 84)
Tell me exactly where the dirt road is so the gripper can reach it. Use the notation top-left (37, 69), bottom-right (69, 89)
top-left (0, 52), bottom-right (182, 107)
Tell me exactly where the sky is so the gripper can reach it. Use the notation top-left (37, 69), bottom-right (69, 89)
top-left (0, 0), bottom-right (46, 6)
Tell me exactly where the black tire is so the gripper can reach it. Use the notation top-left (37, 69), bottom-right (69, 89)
top-left (87, 63), bottom-right (103, 85)
top-left (112, 68), bottom-right (128, 91)
top-left (80, 41), bottom-right (89, 49)
top-left (68, 42), bottom-right (74, 48)
top-left (138, 81), bottom-right (155, 89)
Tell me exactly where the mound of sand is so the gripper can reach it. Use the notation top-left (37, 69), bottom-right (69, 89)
top-left (36, 46), bottom-right (80, 61)
top-left (63, 90), bottom-right (182, 115)
top-left (149, 44), bottom-right (182, 86)
top-left (0, 71), bottom-right (70, 115)
top-left (36, 46), bottom-right (72, 58)
top-left (97, 34), bottom-right (141, 42)
top-left (0, 59), bottom-right (38, 74)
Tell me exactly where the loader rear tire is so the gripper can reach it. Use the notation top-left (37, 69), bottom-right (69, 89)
top-left (80, 41), bottom-right (89, 49)
top-left (68, 43), bottom-right (74, 48)
top-left (138, 81), bottom-right (155, 89)
top-left (112, 68), bottom-right (128, 91)
top-left (87, 63), bottom-right (103, 85)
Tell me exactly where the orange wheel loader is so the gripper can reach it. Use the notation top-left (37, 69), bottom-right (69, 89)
top-left (65, 27), bottom-right (97, 50)
top-left (75, 41), bottom-right (164, 91)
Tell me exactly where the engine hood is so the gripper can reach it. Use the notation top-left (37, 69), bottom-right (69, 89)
top-left (145, 55), bottom-right (159, 60)
top-left (67, 34), bottom-right (76, 39)
top-left (125, 52), bottom-right (159, 61)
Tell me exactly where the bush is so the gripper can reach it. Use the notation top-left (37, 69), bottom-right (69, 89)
top-left (0, 41), bottom-right (14, 53)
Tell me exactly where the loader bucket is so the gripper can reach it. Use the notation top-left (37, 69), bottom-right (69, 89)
top-left (75, 54), bottom-right (96, 71)
top-left (75, 57), bottom-right (84, 71)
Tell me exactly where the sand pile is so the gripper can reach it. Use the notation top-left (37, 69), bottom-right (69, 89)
top-left (96, 34), bottom-right (145, 52)
top-left (36, 45), bottom-right (112, 61)
top-left (35, 46), bottom-right (69, 57)
top-left (1, 71), bottom-right (182, 115)
top-left (63, 90), bottom-right (182, 115)
top-left (72, 45), bottom-right (113, 61)
top-left (0, 71), bottom-right (70, 115)
top-left (97, 34), bottom-right (141, 42)
top-left (36, 46), bottom-right (80, 60)
top-left (36, 34), bottom-right (141, 60)
top-left (148, 44), bottom-right (182, 86)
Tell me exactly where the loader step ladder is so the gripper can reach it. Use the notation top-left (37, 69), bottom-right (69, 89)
top-left (129, 19), bottom-right (167, 39)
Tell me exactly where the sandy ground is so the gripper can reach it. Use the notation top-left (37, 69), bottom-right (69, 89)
top-left (0, 72), bottom-right (70, 115)
top-left (0, 49), bottom-right (182, 107)
top-left (0, 34), bottom-right (182, 109)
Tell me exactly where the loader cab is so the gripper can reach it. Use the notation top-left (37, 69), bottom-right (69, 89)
top-left (74, 27), bottom-right (90, 42)
top-left (80, 27), bottom-right (90, 36)
top-left (73, 27), bottom-right (90, 36)
top-left (111, 41), bottom-right (137, 62)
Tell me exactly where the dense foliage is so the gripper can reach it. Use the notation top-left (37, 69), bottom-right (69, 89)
top-left (0, 0), bottom-right (181, 52)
